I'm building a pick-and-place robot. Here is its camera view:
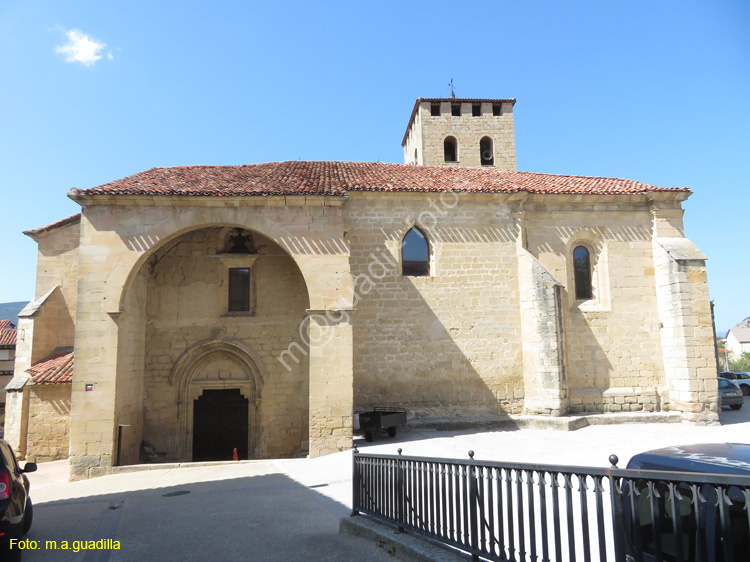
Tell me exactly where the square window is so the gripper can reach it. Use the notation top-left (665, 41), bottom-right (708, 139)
top-left (451, 104), bottom-right (461, 117)
top-left (472, 104), bottom-right (481, 117)
top-left (430, 103), bottom-right (441, 116)
top-left (492, 103), bottom-right (502, 116)
top-left (228, 268), bottom-right (251, 312)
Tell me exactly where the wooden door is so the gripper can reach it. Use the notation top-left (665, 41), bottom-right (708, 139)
top-left (192, 389), bottom-right (249, 461)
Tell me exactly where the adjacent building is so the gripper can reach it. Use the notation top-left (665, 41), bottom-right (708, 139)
top-left (727, 317), bottom-right (750, 359)
top-left (0, 320), bottom-right (17, 428)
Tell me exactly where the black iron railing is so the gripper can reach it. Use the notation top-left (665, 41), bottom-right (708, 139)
top-left (351, 448), bottom-right (750, 562)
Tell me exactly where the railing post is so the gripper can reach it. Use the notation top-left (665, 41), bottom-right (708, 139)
top-left (351, 445), bottom-right (360, 516)
top-left (397, 448), bottom-right (405, 532)
top-left (608, 454), bottom-right (627, 562)
top-left (468, 451), bottom-right (480, 560)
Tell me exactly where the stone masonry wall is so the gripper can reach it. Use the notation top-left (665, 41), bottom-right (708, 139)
top-left (348, 193), bottom-right (524, 420)
top-left (523, 197), bottom-right (666, 413)
top-left (59, 188), bottom-right (712, 477)
top-left (68, 199), bottom-right (352, 478)
top-left (3, 389), bottom-right (28, 457)
top-left (653, 238), bottom-right (718, 423)
top-left (141, 227), bottom-right (310, 461)
top-left (518, 250), bottom-right (568, 416)
top-left (25, 289), bottom-right (68, 366)
top-left (113, 270), bottom-right (147, 468)
top-left (25, 385), bottom-right (71, 462)
top-left (33, 220), bottom-right (79, 348)
top-left (403, 108), bottom-right (424, 165)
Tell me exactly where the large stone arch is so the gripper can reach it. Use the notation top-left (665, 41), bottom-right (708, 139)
top-left (102, 207), bottom-right (353, 313)
top-left (69, 202), bottom-right (354, 479)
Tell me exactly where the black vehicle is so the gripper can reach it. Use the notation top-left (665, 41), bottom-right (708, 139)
top-left (717, 377), bottom-right (744, 409)
top-left (0, 438), bottom-right (36, 545)
top-left (357, 407), bottom-right (407, 442)
top-left (623, 443), bottom-right (750, 561)
top-left (720, 372), bottom-right (750, 396)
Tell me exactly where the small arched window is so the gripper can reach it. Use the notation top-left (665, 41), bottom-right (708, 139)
top-left (402, 227), bottom-right (430, 277)
top-left (573, 246), bottom-right (592, 300)
top-left (480, 136), bottom-right (494, 166)
top-left (444, 137), bottom-right (458, 163)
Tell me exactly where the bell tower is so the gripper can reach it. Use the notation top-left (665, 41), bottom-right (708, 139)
top-left (402, 97), bottom-right (517, 170)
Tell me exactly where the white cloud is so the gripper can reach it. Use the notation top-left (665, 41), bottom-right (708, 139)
top-left (55, 29), bottom-right (110, 67)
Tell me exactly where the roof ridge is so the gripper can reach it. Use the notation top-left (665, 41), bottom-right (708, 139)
top-left (70, 161), bottom-right (690, 198)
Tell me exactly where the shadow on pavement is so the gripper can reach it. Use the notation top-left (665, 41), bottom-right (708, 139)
top-left (19, 473), bottom-right (393, 562)
top-left (353, 424), bottom-right (520, 453)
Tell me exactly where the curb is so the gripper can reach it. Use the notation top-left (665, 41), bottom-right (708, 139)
top-left (405, 411), bottom-right (682, 432)
top-left (340, 515), bottom-right (471, 562)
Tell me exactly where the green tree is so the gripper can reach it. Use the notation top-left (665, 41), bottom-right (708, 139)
top-left (730, 352), bottom-right (750, 372)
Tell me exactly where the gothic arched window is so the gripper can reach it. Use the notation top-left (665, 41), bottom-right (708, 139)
top-left (402, 227), bottom-right (430, 277)
top-left (573, 246), bottom-right (592, 300)
top-left (444, 137), bottom-right (458, 163)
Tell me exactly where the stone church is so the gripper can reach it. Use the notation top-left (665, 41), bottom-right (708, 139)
top-left (6, 97), bottom-right (718, 480)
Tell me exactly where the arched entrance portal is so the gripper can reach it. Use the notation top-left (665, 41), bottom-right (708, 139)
top-left (171, 338), bottom-right (263, 460)
top-left (134, 226), bottom-right (310, 462)
top-left (68, 202), bottom-right (355, 478)
top-left (193, 389), bottom-right (249, 461)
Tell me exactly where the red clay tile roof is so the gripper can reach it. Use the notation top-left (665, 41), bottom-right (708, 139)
top-left (0, 326), bottom-right (16, 347)
top-left (72, 162), bottom-right (688, 198)
top-left (27, 350), bottom-right (73, 385)
top-left (402, 97), bottom-right (517, 145)
top-left (24, 213), bottom-right (81, 238)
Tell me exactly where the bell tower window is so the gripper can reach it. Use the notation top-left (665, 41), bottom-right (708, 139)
top-left (444, 137), bottom-right (458, 163)
top-left (480, 137), bottom-right (494, 166)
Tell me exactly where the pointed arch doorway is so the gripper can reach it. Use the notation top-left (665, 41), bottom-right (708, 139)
top-left (192, 388), bottom-right (249, 461)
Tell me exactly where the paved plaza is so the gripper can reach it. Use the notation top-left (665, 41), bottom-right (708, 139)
top-left (17, 405), bottom-right (750, 561)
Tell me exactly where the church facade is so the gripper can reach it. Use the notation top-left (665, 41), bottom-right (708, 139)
top-left (6, 98), bottom-right (718, 480)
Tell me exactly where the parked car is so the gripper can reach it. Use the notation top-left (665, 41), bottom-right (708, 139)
top-left (720, 371), bottom-right (750, 396)
top-left (718, 377), bottom-right (744, 409)
top-left (627, 442), bottom-right (750, 474)
top-left (623, 443), bottom-right (750, 561)
top-left (0, 439), bottom-right (36, 545)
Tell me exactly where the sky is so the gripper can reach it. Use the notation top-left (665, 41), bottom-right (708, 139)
top-left (0, 0), bottom-right (748, 332)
